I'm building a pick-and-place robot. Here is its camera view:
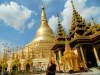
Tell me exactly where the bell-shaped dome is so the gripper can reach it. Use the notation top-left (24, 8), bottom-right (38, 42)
top-left (33, 7), bottom-right (54, 42)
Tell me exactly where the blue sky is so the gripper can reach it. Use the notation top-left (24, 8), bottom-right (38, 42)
top-left (0, 0), bottom-right (100, 51)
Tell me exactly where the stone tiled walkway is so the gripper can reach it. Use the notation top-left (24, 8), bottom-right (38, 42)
top-left (17, 72), bottom-right (100, 75)
top-left (17, 67), bottom-right (100, 75)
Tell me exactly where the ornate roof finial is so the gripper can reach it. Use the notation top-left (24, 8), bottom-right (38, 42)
top-left (41, 0), bottom-right (47, 21)
top-left (71, 0), bottom-right (75, 10)
top-left (91, 17), bottom-right (96, 25)
top-left (57, 14), bottom-right (61, 24)
top-left (42, 0), bottom-right (45, 9)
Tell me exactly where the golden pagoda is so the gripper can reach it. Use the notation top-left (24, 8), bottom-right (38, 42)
top-left (24, 6), bottom-right (55, 56)
top-left (0, 0), bottom-right (100, 73)
top-left (29, 6), bottom-right (55, 70)
top-left (2, 5), bottom-right (55, 72)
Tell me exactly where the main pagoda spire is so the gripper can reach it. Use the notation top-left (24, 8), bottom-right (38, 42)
top-left (34, 5), bottom-right (54, 41)
top-left (69, 0), bottom-right (86, 39)
top-left (41, 6), bottom-right (47, 22)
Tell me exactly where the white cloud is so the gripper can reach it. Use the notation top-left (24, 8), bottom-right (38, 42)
top-left (0, 1), bottom-right (32, 31)
top-left (49, 0), bottom-right (100, 33)
top-left (27, 19), bottom-right (35, 29)
top-left (81, 7), bottom-right (100, 21)
top-left (48, 16), bottom-right (58, 32)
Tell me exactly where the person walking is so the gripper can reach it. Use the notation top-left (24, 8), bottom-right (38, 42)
top-left (46, 60), bottom-right (56, 75)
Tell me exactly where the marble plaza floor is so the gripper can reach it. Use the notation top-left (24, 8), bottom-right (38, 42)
top-left (12, 68), bottom-right (100, 75)
top-left (17, 72), bottom-right (100, 75)
top-left (16, 67), bottom-right (100, 75)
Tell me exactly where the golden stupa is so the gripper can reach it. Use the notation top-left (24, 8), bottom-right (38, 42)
top-left (24, 6), bottom-right (55, 58)
top-left (21, 6), bottom-right (55, 71)
top-left (0, 6), bottom-right (55, 72)
top-left (34, 7), bottom-right (54, 41)
top-left (0, 0), bottom-right (100, 73)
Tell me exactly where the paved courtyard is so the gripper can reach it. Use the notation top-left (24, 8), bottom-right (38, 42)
top-left (17, 72), bottom-right (100, 75)
top-left (16, 67), bottom-right (100, 75)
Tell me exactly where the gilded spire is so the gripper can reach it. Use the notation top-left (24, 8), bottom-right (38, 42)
top-left (1, 48), bottom-right (7, 71)
top-left (34, 5), bottom-right (54, 41)
top-left (71, 0), bottom-right (75, 10)
top-left (91, 17), bottom-right (96, 25)
top-left (70, 0), bottom-right (84, 26)
top-left (2, 48), bottom-right (7, 63)
top-left (41, 6), bottom-right (47, 22)
top-left (41, 0), bottom-right (46, 20)
top-left (56, 15), bottom-right (66, 38)
top-left (57, 14), bottom-right (60, 24)
top-left (69, 0), bottom-right (87, 38)
top-left (56, 14), bottom-right (66, 43)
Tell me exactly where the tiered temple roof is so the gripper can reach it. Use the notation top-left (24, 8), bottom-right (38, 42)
top-left (69, 0), bottom-right (87, 39)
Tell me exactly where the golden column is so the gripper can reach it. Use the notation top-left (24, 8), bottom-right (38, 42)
top-left (58, 50), bottom-right (62, 71)
top-left (93, 47), bottom-right (100, 66)
top-left (80, 46), bottom-right (87, 68)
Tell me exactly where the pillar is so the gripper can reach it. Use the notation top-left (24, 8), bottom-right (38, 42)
top-left (67, 59), bottom-right (72, 71)
top-left (93, 47), bottom-right (100, 66)
top-left (80, 46), bottom-right (87, 68)
top-left (73, 58), bottom-right (79, 71)
top-left (64, 61), bottom-right (66, 72)
top-left (70, 59), bottom-right (73, 70)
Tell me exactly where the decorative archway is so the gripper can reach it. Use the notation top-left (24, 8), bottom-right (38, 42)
top-left (26, 64), bottom-right (30, 72)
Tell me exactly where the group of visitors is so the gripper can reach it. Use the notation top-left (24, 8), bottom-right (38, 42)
top-left (0, 65), bottom-right (16, 75)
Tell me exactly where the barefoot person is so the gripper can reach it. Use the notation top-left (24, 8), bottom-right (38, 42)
top-left (46, 59), bottom-right (56, 75)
